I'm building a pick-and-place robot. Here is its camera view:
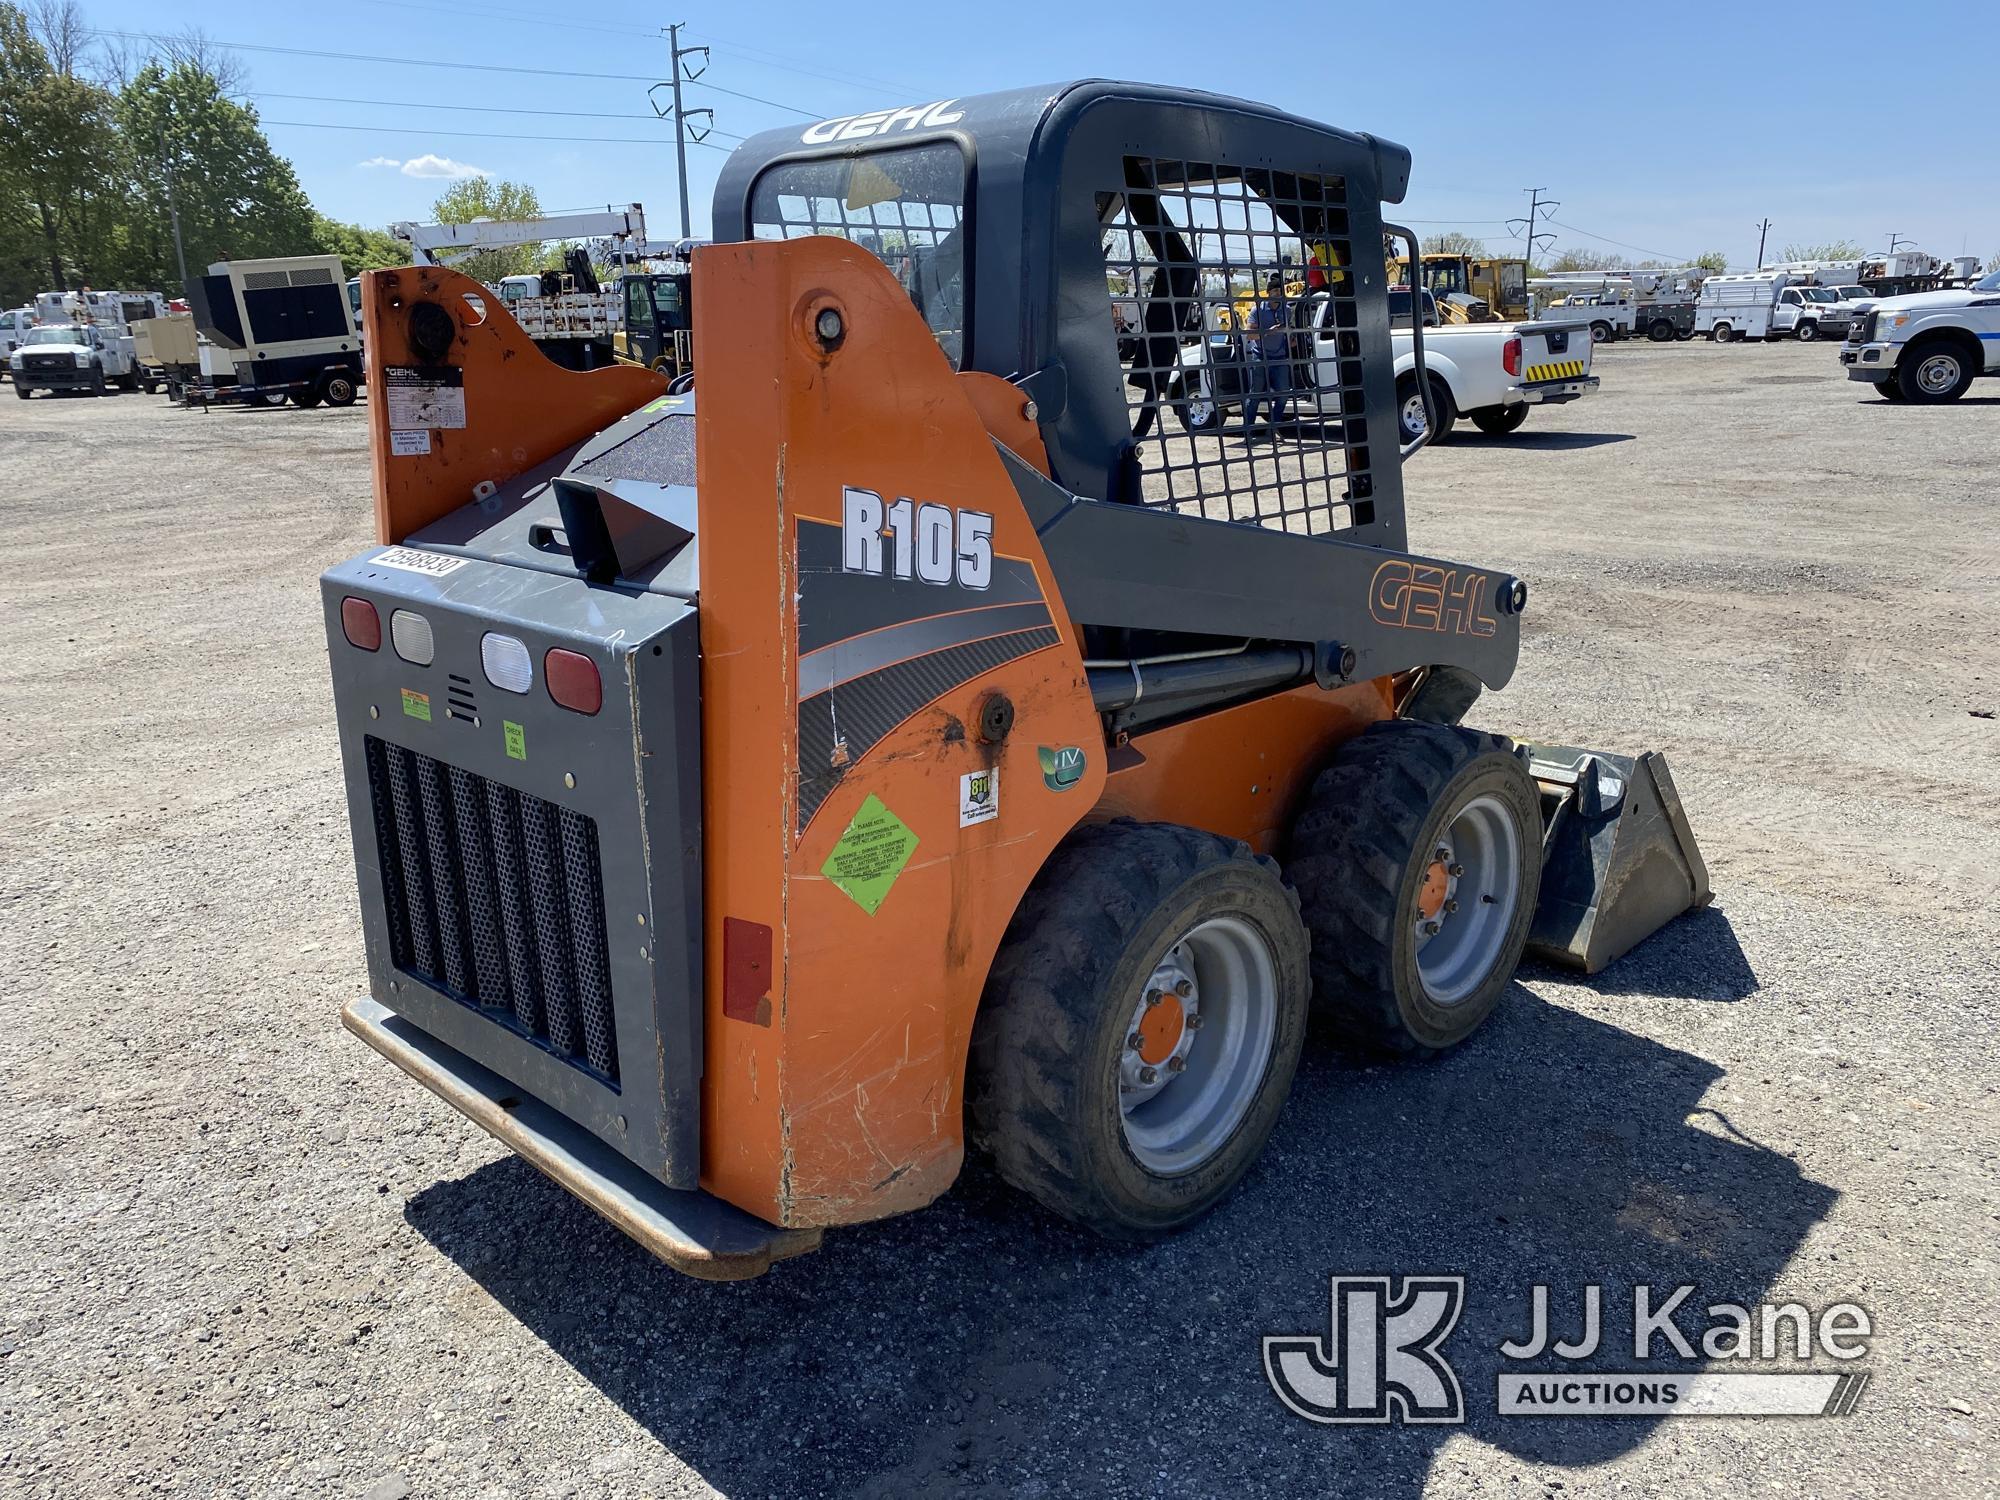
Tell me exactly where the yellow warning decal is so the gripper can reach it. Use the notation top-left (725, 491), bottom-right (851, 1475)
top-left (1525, 360), bottom-right (1587, 382)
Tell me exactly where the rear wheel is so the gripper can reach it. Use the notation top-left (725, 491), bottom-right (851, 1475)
top-left (1647, 319), bottom-right (1675, 342)
top-left (294, 389), bottom-right (323, 409)
top-left (1469, 403), bottom-right (1529, 436)
top-left (1286, 722), bottom-right (1542, 1057)
top-left (1710, 323), bottom-right (1734, 343)
top-left (1589, 321), bottom-right (1612, 344)
top-left (260, 390), bottom-right (288, 407)
top-left (1897, 339), bottom-right (1977, 403)
top-left (968, 820), bottom-right (1310, 1240)
top-left (321, 371), bottom-right (359, 407)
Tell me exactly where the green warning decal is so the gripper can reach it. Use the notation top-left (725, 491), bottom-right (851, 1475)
top-left (401, 688), bottom-right (431, 722)
top-left (504, 720), bottom-right (526, 760)
top-left (820, 793), bottom-right (919, 915)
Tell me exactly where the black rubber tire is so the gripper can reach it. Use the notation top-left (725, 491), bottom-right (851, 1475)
top-left (322, 371), bottom-right (359, 407)
top-left (13, 383), bottom-right (28, 399)
top-left (1396, 372), bottom-right (1456, 445)
top-left (967, 819), bottom-right (1310, 1241)
top-left (1896, 338), bottom-right (1977, 404)
top-left (294, 388), bottom-right (323, 409)
top-left (1469, 403), bottom-right (1529, 436)
top-left (1589, 321), bottom-right (1612, 344)
top-left (1285, 722), bottom-right (1542, 1058)
top-left (141, 378), bottom-right (159, 395)
top-left (1710, 324), bottom-right (1734, 343)
top-left (260, 391), bottom-right (288, 407)
top-left (1877, 380), bottom-right (1907, 402)
top-left (1646, 319), bottom-right (1675, 342)
top-left (89, 363), bottom-right (107, 396)
top-left (1173, 376), bottom-right (1222, 433)
top-left (1794, 321), bottom-right (1819, 343)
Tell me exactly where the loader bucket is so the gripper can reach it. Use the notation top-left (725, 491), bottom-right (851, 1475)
top-left (1521, 745), bottom-right (1711, 974)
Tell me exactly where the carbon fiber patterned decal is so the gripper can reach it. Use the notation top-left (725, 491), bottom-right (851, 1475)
top-left (798, 626), bottom-right (1060, 830)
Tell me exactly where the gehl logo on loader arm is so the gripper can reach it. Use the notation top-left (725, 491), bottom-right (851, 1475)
top-left (1264, 1276), bottom-right (1467, 1424)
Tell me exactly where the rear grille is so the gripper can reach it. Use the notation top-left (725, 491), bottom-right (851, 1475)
top-left (364, 736), bottom-right (619, 1086)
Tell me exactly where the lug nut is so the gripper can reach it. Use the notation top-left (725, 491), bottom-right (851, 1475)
top-left (1435, 846), bottom-right (1449, 861)
top-left (1422, 920), bottom-right (1440, 935)
top-left (1174, 977), bottom-right (1193, 998)
top-left (1166, 1057), bottom-right (1187, 1074)
top-left (1145, 988), bottom-right (1164, 1007)
top-left (1126, 1032), bottom-right (1143, 1051)
top-left (1445, 899), bottom-right (1459, 914)
top-left (1139, 1066), bottom-right (1158, 1085)
top-left (1186, 1013), bottom-right (1206, 1031)
top-left (1448, 863), bottom-right (1464, 877)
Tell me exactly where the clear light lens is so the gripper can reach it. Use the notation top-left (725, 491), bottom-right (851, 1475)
top-left (481, 632), bottom-right (532, 693)
top-left (389, 609), bottom-right (434, 666)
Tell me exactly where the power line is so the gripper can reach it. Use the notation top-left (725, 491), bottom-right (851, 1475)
top-left (1545, 218), bottom-right (1692, 264)
top-left (683, 76), bottom-right (818, 121)
top-left (256, 117), bottom-right (734, 150)
top-left (86, 29), bottom-right (660, 82)
top-left (682, 30), bottom-right (922, 99)
top-left (240, 90), bottom-right (744, 137)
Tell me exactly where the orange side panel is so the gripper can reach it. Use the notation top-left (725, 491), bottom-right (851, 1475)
top-left (955, 371), bottom-right (1052, 477)
top-left (360, 266), bottom-right (667, 544)
top-left (1093, 679), bottom-right (1395, 854)
top-left (692, 240), bottom-right (1106, 1229)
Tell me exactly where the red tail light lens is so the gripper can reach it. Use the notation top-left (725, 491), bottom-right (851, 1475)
top-left (341, 596), bottom-right (381, 651)
top-left (544, 648), bottom-right (601, 715)
top-left (1503, 336), bottom-right (1522, 377)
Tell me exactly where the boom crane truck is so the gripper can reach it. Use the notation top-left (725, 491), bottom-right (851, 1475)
top-left (326, 81), bottom-right (1710, 1278)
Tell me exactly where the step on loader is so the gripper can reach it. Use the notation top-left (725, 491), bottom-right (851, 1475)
top-left (323, 81), bottom-right (1708, 1279)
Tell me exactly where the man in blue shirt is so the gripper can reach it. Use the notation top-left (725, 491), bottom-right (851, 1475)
top-left (1242, 273), bottom-right (1294, 439)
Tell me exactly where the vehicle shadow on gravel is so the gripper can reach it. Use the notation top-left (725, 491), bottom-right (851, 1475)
top-left (1522, 904), bottom-right (1759, 1003)
top-left (1461, 431), bottom-right (1636, 450)
top-left (406, 986), bottom-right (1833, 1499)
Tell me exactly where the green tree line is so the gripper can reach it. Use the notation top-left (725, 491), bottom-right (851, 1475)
top-left (0, 3), bottom-right (403, 305)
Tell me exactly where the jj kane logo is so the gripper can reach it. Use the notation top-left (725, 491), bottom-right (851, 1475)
top-left (1265, 1278), bottom-right (1874, 1425)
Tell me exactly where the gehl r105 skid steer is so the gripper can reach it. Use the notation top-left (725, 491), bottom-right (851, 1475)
top-left (324, 82), bottom-right (1709, 1278)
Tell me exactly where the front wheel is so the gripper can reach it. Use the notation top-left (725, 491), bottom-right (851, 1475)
top-left (260, 391), bottom-right (288, 407)
top-left (1877, 380), bottom-right (1907, 402)
top-left (1286, 722), bottom-right (1543, 1056)
top-left (1396, 373), bottom-right (1456, 445)
top-left (13, 383), bottom-right (29, 400)
top-left (1897, 341), bottom-right (1976, 403)
top-left (1469, 403), bottom-right (1529, 436)
top-left (89, 364), bottom-right (107, 396)
top-left (968, 821), bottom-right (1310, 1240)
top-left (1173, 375), bottom-right (1221, 433)
top-left (321, 371), bottom-right (359, 407)
top-left (1794, 321), bottom-right (1819, 343)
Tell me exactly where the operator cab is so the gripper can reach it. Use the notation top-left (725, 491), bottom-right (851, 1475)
top-left (716, 80), bottom-right (1421, 551)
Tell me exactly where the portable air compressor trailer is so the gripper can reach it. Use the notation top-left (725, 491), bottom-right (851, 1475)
top-left (324, 80), bottom-right (1709, 1278)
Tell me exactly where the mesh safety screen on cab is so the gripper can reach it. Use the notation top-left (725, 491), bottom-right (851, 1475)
top-left (1100, 158), bottom-right (1374, 536)
top-left (749, 141), bottom-right (968, 368)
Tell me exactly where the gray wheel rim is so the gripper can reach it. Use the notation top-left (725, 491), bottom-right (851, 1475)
top-left (1401, 389), bottom-right (1428, 439)
top-left (1187, 390), bottom-right (1215, 426)
top-left (1916, 353), bottom-right (1961, 394)
top-left (1411, 793), bottom-right (1522, 1006)
top-left (1118, 916), bottom-right (1277, 1176)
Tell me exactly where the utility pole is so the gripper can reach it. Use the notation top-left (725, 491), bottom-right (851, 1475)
top-left (652, 24), bottom-right (714, 242)
top-left (1507, 187), bottom-right (1559, 266)
top-left (1754, 217), bottom-right (1772, 267)
top-left (1886, 232), bottom-right (1908, 256)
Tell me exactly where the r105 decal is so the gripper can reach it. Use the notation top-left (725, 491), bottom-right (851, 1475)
top-left (843, 486), bottom-right (993, 589)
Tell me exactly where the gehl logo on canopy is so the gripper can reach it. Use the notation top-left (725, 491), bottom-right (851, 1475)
top-left (802, 100), bottom-right (966, 146)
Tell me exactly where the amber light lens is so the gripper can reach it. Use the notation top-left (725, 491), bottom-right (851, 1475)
top-left (341, 596), bottom-right (381, 651)
top-left (544, 648), bottom-right (601, 715)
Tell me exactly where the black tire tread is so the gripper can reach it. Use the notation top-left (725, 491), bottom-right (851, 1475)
top-left (968, 819), bottom-right (1303, 1239)
top-left (1285, 721), bottom-right (1524, 1057)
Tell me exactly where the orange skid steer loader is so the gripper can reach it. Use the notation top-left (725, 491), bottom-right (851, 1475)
top-left (324, 81), bottom-right (1707, 1278)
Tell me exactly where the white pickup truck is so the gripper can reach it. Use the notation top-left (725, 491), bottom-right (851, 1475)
top-left (1172, 287), bottom-right (1599, 444)
top-left (1839, 267), bottom-right (2000, 402)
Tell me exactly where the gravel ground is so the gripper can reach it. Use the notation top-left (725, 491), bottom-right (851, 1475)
top-left (2, 340), bottom-right (1995, 1499)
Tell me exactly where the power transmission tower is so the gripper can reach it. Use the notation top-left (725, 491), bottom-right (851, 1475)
top-left (1755, 217), bottom-right (1772, 267)
top-left (650, 23), bottom-right (714, 241)
top-left (1886, 232), bottom-right (1908, 256)
top-left (1507, 188), bottom-right (1559, 266)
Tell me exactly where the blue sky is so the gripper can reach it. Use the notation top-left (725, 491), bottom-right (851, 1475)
top-left (83, 0), bottom-right (2000, 269)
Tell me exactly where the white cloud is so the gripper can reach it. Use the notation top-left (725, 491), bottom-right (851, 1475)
top-left (397, 154), bottom-right (491, 180)
top-left (357, 155), bottom-right (402, 169)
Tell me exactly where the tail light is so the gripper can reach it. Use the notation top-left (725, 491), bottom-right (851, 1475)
top-left (545, 648), bottom-right (602, 715)
top-left (1503, 337), bottom-right (1522, 377)
top-left (341, 596), bottom-right (381, 651)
